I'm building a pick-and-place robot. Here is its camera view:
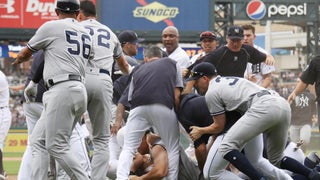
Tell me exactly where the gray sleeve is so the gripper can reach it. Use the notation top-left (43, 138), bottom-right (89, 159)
top-left (28, 21), bottom-right (54, 51)
top-left (175, 63), bottom-right (184, 88)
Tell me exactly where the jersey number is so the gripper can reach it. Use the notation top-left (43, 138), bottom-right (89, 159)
top-left (65, 30), bottom-right (91, 59)
top-left (215, 77), bottom-right (239, 86)
top-left (85, 27), bottom-right (110, 48)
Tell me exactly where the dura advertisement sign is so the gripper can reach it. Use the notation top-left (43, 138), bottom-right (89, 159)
top-left (0, 0), bottom-right (96, 29)
top-left (100, 0), bottom-right (210, 31)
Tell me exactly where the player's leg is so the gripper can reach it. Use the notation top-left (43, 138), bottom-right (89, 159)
top-left (289, 125), bottom-right (301, 144)
top-left (86, 74), bottom-right (113, 179)
top-left (44, 82), bottom-right (89, 180)
top-left (18, 102), bottom-right (43, 180)
top-left (116, 107), bottom-right (151, 180)
top-left (244, 134), bottom-right (293, 179)
top-left (0, 107), bottom-right (11, 178)
top-left (148, 104), bottom-right (180, 180)
top-left (30, 111), bottom-right (49, 180)
top-left (300, 124), bottom-right (312, 152)
top-left (203, 134), bottom-right (242, 180)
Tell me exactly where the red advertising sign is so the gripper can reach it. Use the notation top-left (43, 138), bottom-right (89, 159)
top-left (0, 0), bottom-right (96, 29)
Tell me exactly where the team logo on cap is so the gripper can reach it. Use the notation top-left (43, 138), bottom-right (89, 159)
top-left (246, 0), bottom-right (266, 20)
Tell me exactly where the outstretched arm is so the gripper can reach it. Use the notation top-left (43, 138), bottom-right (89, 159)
top-left (12, 47), bottom-right (33, 65)
top-left (287, 79), bottom-right (309, 104)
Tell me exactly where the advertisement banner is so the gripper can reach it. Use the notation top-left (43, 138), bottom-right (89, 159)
top-left (100, 0), bottom-right (210, 31)
top-left (4, 132), bottom-right (28, 153)
top-left (0, 0), bottom-right (96, 29)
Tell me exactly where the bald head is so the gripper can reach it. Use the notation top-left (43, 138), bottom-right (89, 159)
top-left (162, 26), bottom-right (179, 55)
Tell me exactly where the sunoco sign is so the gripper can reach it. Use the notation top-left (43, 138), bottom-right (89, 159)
top-left (133, 1), bottom-right (179, 23)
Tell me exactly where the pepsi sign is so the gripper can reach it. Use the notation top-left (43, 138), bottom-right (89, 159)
top-left (246, 0), bottom-right (307, 20)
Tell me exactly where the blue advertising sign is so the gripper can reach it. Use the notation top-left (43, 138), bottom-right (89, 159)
top-left (100, 0), bottom-right (210, 31)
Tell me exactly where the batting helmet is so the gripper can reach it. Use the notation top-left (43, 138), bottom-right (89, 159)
top-left (56, 0), bottom-right (80, 12)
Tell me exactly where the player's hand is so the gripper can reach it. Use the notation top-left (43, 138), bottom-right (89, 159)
top-left (189, 126), bottom-right (202, 141)
top-left (110, 123), bottom-right (121, 136)
top-left (12, 58), bottom-right (24, 65)
top-left (24, 81), bottom-right (37, 103)
top-left (287, 92), bottom-right (296, 104)
top-left (182, 68), bottom-right (189, 77)
top-left (129, 175), bottom-right (140, 180)
top-left (265, 54), bottom-right (275, 66)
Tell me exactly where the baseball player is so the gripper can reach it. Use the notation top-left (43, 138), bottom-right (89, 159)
top-left (77, 1), bottom-right (130, 179)
top-left (242, 24), bottom-right (275, 88)
top-left (190, 31), bottom-right (218, 64)
top-left (116, 56), bottom-right (183, 179)
top-left (162, 26), bottom-right (191, 69)
top-left (189, 62), bottom-right (320, 180)
top-left (0, 70), bottom-right (11, 180)
top-left (13, 0), bottom-right (93, 179)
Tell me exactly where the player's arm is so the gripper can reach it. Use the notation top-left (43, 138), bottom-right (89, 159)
top-left (111, 103), bottom-right (125, 135)
top-left (12, 47), bottom-right (34, 65)
top-left (189, 113), bottom-right (226, 141)
top-left (130, 145), bottom-right (168, 180)
top-left (287, 78), bottom-right (309, 104)
top-left (260, 73), bottom-right (272, 88)
top-left (115, 54), bottom-right (130, 75)
top-left (264, 54), bottom-right (275, 66)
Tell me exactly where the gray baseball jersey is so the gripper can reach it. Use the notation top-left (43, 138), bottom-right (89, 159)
top-left (27, 18), bottom-right (93, 82)
top-left (80, 19), bottom-right (123, 72)
top-left (28, 17), bottom-right (93, 180)
top-left (205, 76), bottom-right (264, 115)
top-left (79, 19), bottom-right (122, 179)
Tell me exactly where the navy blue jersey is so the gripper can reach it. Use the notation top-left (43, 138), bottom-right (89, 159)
top-left (300, 56), bottom-right (320, 101)
top-left (199, 44), bottom-right (267, 77)
top-left (129, 57), bottom-right (183, 110)
top-left (22, 50), bottom-right (46, 103)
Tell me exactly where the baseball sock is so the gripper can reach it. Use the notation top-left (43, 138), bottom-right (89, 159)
top-left (280, 156), bottom-right (314, 177)
top-left (224, 150), bottom-right (264, 179)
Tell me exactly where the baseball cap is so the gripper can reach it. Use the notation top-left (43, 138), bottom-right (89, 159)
top-left (56, 0), bottom-right (80, 12)
top-left (200, 31), bottom-right (216, 41)
top-left (118, 30), bottom-right (144, 44)
top-left (227, 25), bottom-right (244, 40)
top-left (187, 62), bottom-right (218, 81)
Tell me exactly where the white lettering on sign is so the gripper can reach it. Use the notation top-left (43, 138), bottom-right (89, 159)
top-left (268, 3), bottom-right (306, 18)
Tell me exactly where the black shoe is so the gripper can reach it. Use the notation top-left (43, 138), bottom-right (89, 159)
top-left (305, 152), bottom-right (320, 169)
top-left (308, 169), bottom-right (320, 180)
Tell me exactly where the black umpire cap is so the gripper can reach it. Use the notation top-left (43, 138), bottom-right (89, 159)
top-left (187, 62), bottom-right (218, 81)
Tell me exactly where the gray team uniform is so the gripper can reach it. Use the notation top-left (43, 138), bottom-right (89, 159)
top-left (80, 19), bottom-right (123, 180)
top-left (204, 76), bottom-right (291, 179)
top-left (116, 58), bottom-right (183, 180)
top-left (29, 18), bottom-right (92, 180)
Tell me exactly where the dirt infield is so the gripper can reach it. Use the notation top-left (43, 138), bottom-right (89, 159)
top-left (6, 175), bottom-right (17, 180)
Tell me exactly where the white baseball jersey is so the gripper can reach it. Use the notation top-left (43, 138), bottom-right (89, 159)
top-left (27, 18), bottom-right (93, 82)
top-left (80, 19), bottom-right (123, 72)
top-left (165, 46), bottom-right (191, 69)
top-left (244, 45), bottom-right (275, 86)
top-left (0, 71), bottom-right (9, 107)
top-left (205, 76), bottom-right (264, 115)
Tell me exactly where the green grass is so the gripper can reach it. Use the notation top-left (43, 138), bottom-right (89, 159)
top-left (4, 161), bottom-right (20, 175)
top-left (3, 152), bottom-right (23, 175)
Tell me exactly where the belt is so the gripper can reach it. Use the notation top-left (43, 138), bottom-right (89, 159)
top-left (247, 90), bottom-right (271, 108)
top-left (86, 67), bottom-right (110, 75)
top-left (47, 74), bottom-right (83, 88)
top-left (255, 90), bottom-right (271, 97)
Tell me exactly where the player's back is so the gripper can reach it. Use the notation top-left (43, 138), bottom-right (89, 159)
top-left (80, 19), bottom-right (122, 72)
top-left (206, 76), bottom-right (265, 113)
top-left (28, 18), bottom-right (93, 81)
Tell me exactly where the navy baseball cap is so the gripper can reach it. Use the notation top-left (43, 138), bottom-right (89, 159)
top-left (227, 25), bottom-right (244, 40)
top-left (200, 31), bottom-right (216, 41)
top-left (118, 30), bottom-right (144, 44)
top-left (187, 62), bottom-right (218, 81)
